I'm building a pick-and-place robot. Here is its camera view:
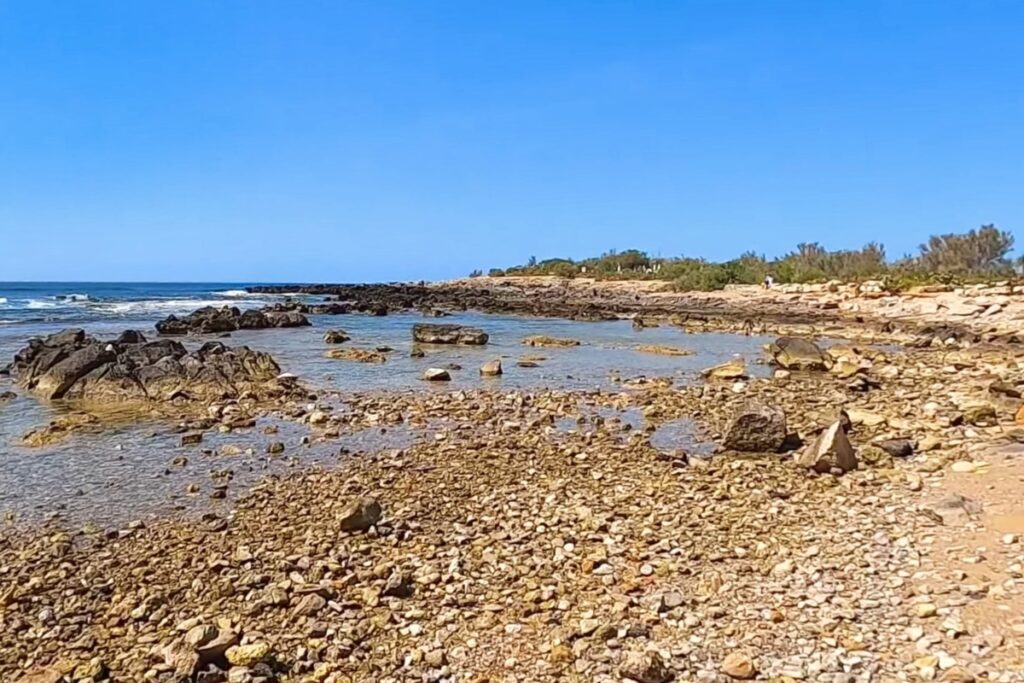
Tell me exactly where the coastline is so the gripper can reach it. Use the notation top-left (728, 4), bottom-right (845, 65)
top-left (250, 275), bottom-right (1024, 344)
top-left (2, 283), bottom-right (1024, 682)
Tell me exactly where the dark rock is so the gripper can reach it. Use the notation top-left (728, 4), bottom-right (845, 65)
top-left (10, 328), bottom-right (296, 404)
top-left (323, 330), bottom-right (350, 344)
top-left (412, 323), bottom-right (489, 345)
top-left (877, 438), bottom-right (915, 458)
top-left (156, 306), bottom-right (310, 335)
top-left (721, 403), bottom-right (787, 452)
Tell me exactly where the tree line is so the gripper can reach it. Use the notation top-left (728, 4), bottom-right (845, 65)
top-left (473, 225), bottom-right (1016, 291)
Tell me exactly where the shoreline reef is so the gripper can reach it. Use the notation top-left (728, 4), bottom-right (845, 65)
top-left (2, 284), bottom-right (1024, 682)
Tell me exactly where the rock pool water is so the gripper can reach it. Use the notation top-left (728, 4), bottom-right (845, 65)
top-left (0, 308), bottom-right (772, 526)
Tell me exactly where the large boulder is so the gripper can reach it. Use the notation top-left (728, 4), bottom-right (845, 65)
top-left (768, 337), bottom-right (828, 371)
top-left (156, 306), bottom-right (310, 335)
top-left (721, 403), bottom-right (787, 452)
top-left (795, 421), bottom-right (858, 473)
top-left (10, 329), bottom-right (297, 404)
top-left (412, 323), bottom-right (488, 345)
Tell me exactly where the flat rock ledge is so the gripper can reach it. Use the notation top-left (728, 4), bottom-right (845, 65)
top-left (411, 323), bottom-right (489, 345)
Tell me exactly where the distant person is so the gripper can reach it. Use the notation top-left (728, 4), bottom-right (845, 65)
top-left (763, 274), bottom-right (775, 289)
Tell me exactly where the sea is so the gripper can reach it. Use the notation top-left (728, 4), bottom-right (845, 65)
top-left (0, 282), bottom-right (772, 527)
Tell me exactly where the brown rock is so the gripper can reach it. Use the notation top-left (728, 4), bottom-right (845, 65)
top-left (721, 651), bottom-right (757, 680)
top-left (795, 420), bottom-right (858, 473)
top-left (339, 497), bottom-right (382, 531)
top-left (619, 651), bottom-right (671, 683)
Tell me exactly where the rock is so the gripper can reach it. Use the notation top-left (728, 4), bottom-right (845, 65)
top-left (156, 306), bottom-right (310, 334)
top-left (721, 403), bottom-right (787, 452)
top-left (703, 358), bottom-right (748, 379)
top-left (480, 359), bottom-right (503, 376)
top-left (634, 345), bottom-right (692, 356)
top-left (180, 432), bottom-right (203, 446)
top-left (323, 330), bottom-right (350, 344)
top-left (769, 336), bottom-right (828, 370)
top-left (522, 335), bottom-right (580, 348)
top-left (0, 390), bottom-right (16, 401)
top-left (71, 658), bottom-right (107, 681)
top-left (618, 651), bottom-right (670, 683)
top-left (10, 330), bottom-right (295, 404)
top-left (989, 380), bottom-right (1021, 398)
top-left (877, 438), bottom-right (915, 457)
top-left (324, 348), bottom-right (387, 363)
top-left (795, 421), bottom-right (858, 473)
top-left (412, 323), bottom-right (488, 345)
top-left (409, 345), bottom-right (425, 358)
top-left (14, 669), bottom-right (63, 683)
top-left (962, 403), bottom-right (997, 426)
top-left (293, 593), bottom-right (326, 617)
top-left (20, 413), bottom-right (101, 447)
top-left (338, 497), bottom-right (382, 531)
top-left (423, 368), bottom-right (451, 381)
top-left (721, 651), bottom-right (756, 679)
top-left (226, 643), bottom-right (271, 667)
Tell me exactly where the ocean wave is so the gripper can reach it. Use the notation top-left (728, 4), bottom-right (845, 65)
top-left (90, 298), bottom-right (266, 315)
top-left (26, 299), bottom-right (59, 309)
top-left (0, 297), bottom-right (7, 305)
top-left (0, 319), bottom-right (15, 325)
top-left (55, 293), bottom-right (93, 302)
top-left (214, 289), bottom-right (253, 298)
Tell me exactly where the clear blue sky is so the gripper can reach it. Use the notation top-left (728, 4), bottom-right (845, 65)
top-left (1, 1), bottom-right (1022, 282)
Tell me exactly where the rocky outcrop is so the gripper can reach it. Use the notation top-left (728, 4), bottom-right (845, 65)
top-left (768, 337), bottom-right (828, 371)
top-left (522, 335), bottom-right (579, 348)
top-left (155, 306), bottom-right (311, 335)
top-left (323, 329), bottom-right (350, 344)
top-left (721, 403), bottom-right (787, 452)
top-left (412, 324), bottom-right (488, 345)
top-left (10, 328), bottom-right (296, 404)
top-left (324, 348), bottom-right (387, 363)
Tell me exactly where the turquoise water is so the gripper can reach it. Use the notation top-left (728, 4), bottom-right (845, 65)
top-left (0, 283), bottom-right (772, 526)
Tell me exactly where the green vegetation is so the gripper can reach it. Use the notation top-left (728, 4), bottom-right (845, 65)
top-left (482, 225), bottom-right (1017, 291)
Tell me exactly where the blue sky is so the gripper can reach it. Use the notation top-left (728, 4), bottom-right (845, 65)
top-left (1, 1), bottom-right (1022, 282)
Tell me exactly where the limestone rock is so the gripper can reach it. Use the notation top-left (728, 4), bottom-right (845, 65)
top-left (618, 651), bottom-right (670, 683)
top-left (769, 336), bottom-right (828, 370)
top-left (339, 497), bottom-right (382, 531)
top-left (721, 651), bottom-right (757, 679)
top-left (703, 358), bottom-right (748, 379)
top-left (721, 403), bottom-right (787, 452)
top-left (480, 359), bottom-right (503, 376)
top-left (423, 368), bottom-right (451, 381)
top-left (796, 421), bottom-right (858, 473)
top-left (522, 335), bottom-right (579, 348)
top-left (412, 323), bottom-right (488, 345)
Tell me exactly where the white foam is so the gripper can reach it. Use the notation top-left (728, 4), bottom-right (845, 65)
top-left (214, 289), bottom-right (252, 298)
top-left (91, 298), bottom-right (265, 315)
top-left (26, 299), bottom-right (58, 309)
top-left (56, 293), bottom-right (92, 302)
top-left (0, 297), bottom-right (7, 305)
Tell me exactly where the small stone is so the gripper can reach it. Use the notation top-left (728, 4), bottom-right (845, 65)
top-left (619, 651), bottom-right (670, 683)
top-left (423, 368), bottom-right (451, 381)
top-left (225, 642), bottom-right (271, 667)
top-left (720, 651), bottom-right (756, 680)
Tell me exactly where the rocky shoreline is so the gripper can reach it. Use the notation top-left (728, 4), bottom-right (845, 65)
top-left (248, 276), bottom-right (1024, 345)
top-left (3, 295), bottom-right (1024, 682)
